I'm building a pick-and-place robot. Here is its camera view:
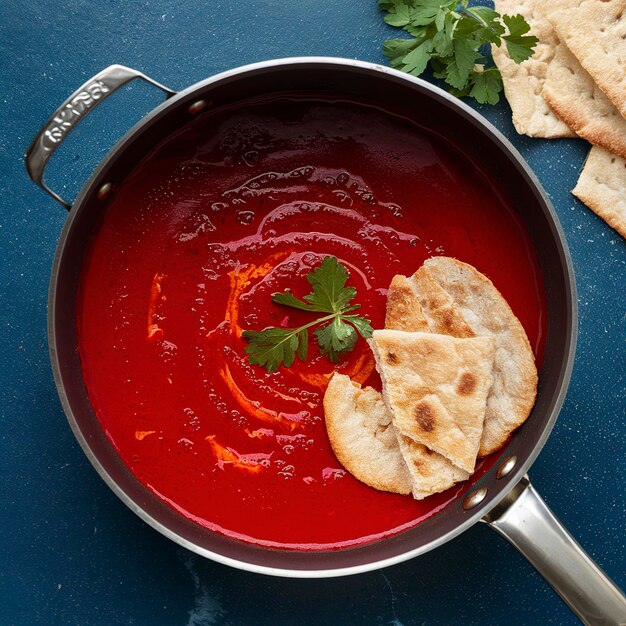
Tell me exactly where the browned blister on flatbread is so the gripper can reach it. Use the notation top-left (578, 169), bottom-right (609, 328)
top-left (550, 1), bottom-right (626, 120)
top-left (370, 330), bottom-right (495, 474)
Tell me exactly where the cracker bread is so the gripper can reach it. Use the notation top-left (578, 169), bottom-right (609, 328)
top-left (550, 1), bottom-right (626, 120)
top-left (324, 373), bottom-right (468, 498)
top-left (421, 258), bottom-right (538, 456)
top-left (370, 330), bottom-right (495, 473)
top-left (323, 372), bottom-right (412, 494)
top-left (573, 146), bottom-right (626, 239)
top-left (491, 0), bottom-right (576, 137)
top-left (543, 44), bottom-right (626, 160)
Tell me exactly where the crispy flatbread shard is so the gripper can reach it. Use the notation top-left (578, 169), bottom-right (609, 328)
top-left (324, 373), bottom-right (468, 499)
top-left (543, 44), bottom-right (626, 160)
top-left (550, 1), bottom-right (626, 120)
top-left (491, 0), bottom-right (577, 138)
top-left (397, 434), bottom-right (469, 500)
top-left (420, 257), bottom-right (538, 456)
top-left (370, 330), bottom-right (495, 474)
top-left (385, 275), bottom-right (431, 332)
top-left (324, 373), bottom-right (412, 495)
top-left (573, 146), bottom-right (626, 239)
top-left (409, 268), bottom-right (476, 338)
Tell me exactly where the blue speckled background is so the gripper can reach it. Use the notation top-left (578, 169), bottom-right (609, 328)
top-left (1, 1), bottom-right (624, 624)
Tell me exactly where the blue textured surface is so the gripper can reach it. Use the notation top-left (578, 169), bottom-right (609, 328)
top-left (1, 1), bottom-right (624, 624)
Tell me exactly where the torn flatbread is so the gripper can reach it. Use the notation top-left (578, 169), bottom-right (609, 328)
top-left (324, 372), bottom-right (412, 495)
top-left (407, 267), bottom-right (475, 338)
top-left (385, 275), bottom-right (431, 332)
top-left (419, 257), bottom-right (538, 456)
top-left (324, 373), bottom-right (468, 499)
top-left (370, 330), bottom-right (495, 473)
top-left (385, 258), bottom-right (538, 456)
top-left (397, 434), bottom-right (469, 500)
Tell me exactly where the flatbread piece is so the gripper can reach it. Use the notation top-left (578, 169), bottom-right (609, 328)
top-left (543, 43), bottom-right (626, 160)
top-left (419, 257), bottom-right (538, 456)
top-left (370, 330), bottom-right (495, 473)
top-left (384, 274), bottom-right (431, 332)
top-left (491, 0), bottom-right (577, 137)
top-left (324, 372), bottom-right (412, 494)
top-left (397, 434), bottom-right (469, 500)
top-left (550, 1), bottom-right (626, 120)
top-left (573, 146), bottom-right (626, 239)
top-left (386, 258), bottom-right (538, 456)
top-left (324, 373), bottom-right (468, 498)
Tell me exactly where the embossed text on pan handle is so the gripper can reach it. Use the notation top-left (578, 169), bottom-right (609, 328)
top-left (25, 64), bottom-right (176, 209)
top-left (483, 476), bottom-right (626, 625)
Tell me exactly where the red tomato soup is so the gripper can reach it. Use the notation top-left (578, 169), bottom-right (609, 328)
top-left (77, 96), bottom-right (546, 550)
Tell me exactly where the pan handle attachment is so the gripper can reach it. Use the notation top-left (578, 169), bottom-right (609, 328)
top-left (483, 475), bottom-right (626, 625)
top-left (25, 64), bottom-right (176, 209)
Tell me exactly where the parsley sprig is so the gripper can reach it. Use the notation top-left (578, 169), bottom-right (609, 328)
top-left (380, 0), bottom-right (538, 104)
top-left (242, 257), bottom-right (373, 372)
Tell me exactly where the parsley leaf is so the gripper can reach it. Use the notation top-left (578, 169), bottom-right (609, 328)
top-left (242, 257), bottom-right (373, 372)
top-left (502, 13), bottom-right (538, 63)
top-left (314, 317), bottom-right (358, 362)
top-left (399, 40), bottom-right (433, 75)
top-left (380, 0), bottom-right (537, 105)
top-left (469, 66), bottom-right (503, 104)
top-left (243, 328), bottom-right (302, 372)
top-left (303, 255), bottom-right (357, 312)
top-left (445, 38), bottom-right (481, 89)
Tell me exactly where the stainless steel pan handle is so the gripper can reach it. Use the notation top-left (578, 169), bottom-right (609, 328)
top-left (25, 64), bottom-right (175, 209)
top-left (483, 476), bottom-right (626, 625)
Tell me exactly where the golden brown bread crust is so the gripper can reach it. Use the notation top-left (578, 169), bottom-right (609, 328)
top-left (397, 435), bottom-right (469, 500)
top-left (324, 372), bottom-right (468, 498)
top-left (410, 268), bottom-right (476, 338)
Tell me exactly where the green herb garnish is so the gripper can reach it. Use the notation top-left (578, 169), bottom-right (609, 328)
top-left (243, 256), bottom-right (373, 372)
top-left (379, 0), bottom-right (538, 104)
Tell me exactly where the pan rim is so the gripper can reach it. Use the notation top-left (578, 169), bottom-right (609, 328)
top-left (47, 56), bottom-right (578, 577)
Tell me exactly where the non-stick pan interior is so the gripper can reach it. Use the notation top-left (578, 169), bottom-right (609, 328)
top-left (49, 60), bottom-right (575, 575)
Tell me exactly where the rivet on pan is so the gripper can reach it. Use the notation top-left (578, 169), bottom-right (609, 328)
top-left (97, 182), bottom-right (113, 201)
top-left (496, 455), bottom-right (518, 480)
top-left (463, 487), bottom-right (487, 510)
top-left (188, 99), bottom-right (209, 114)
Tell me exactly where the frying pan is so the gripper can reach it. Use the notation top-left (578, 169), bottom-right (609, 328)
top-left (26, 59), bottom-right (626, 625)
